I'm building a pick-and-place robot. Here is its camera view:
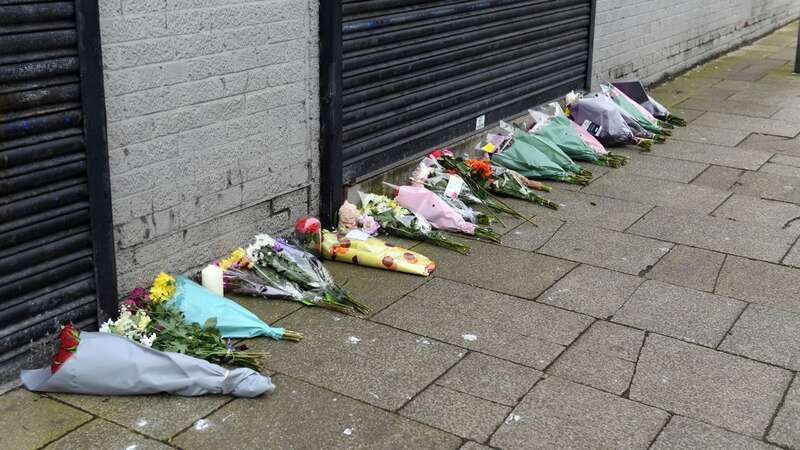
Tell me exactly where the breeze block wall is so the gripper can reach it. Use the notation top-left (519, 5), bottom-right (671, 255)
top-left (98, 0), bottom-right (320, 293)
top-left (591, 0), bottom-right (800, 87)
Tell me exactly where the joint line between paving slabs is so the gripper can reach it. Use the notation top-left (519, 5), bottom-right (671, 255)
top-left (533, 220), bottom-right (567, 253)
top-left (779, 231), bottom-right (800, 265)
top-left (621, 329), bottom-right (649, 399)
top-left (645, 413), bottom-right (674, 450)
top-left (393, 349), bottom-right (468, 413)
top-left (484, 374), bottom-right (548, 445)
top-left (716, 302), bottom-right (749, 350)
top-left (34, 415), bottom-right (99, 450)
top-left (623, 205), bottom-right (658, 233)
top-left (687, 164), bottom-right (713, 185)
top-left (163, 396), bottom-right (237, 444)
top-left (764, 371), bottom-right (797, 444)
top-left (708, 191), bottom-right (734, 216)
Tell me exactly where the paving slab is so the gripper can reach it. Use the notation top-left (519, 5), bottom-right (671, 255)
top-left (669, 108), bottom-right (706, 123)
top-left (646, 245), bottom-right (726, 292)
top-left (768, 376), bottom-right (800, 449)
top-left (490, 376), bottom-right (668, 450)
top-left (716, 256), bottom-right (800, 313)
top-left (669, 124), bottom-right (752, 147)
top-left (50, 392), bottom-right (230, 440)
top-left (739, 133), bottom-right (800, 156)
top-left (732, 170), bottom-right (800, 204)
top-left (628, 207), bottom-right (798, 263)
top-left (373, 278), bottom-right (592, 369)
top-left (630, 334), bottom-right (792, 437)
top-left (615, 154), bottom-right (708, 183)
top-left (548, 321), bottom-right (643, 395)
top-left (533, 189), bottom-right (654, 231)
top-left (45, 419), bottom-right (173, 450)
top-left (172, 375), bottom-right (461, 450)
top-left (583, 172), bottom-right (730, 213)
top-left (538, 222), bottom-right (673, 275)
top-left (0, 389), bottom-right (92, 450)
top-left (414, 240), bottom-right (576, 300)
top-left (500, 216), bottom-right (564, 252)
top-left (614, 280), bottom-right (745, 347)
top-left (651, 416), bottom-right (780, 450)
top-left (436, 352), bottom-right (542, 406)
top-left (676, 98), bottom-right (780, 118)
top-left (770, 153), bottom-right (800, 167)
top-left (694, 112), bottom-right (800, 137)
top-left (652, 140), bottom-right (772, 170)
top-left (539, 264), bottom-right (644, 318)
top-left (714, 194), bottom-right (800, 229)
top-left (759, 161), bottom-right (800, 178)
top-left (400, 385), bottom-right (510, 442)
top-left (781, 240), bottom-right (800, 267)
top-left (324, 259), bottom-right (430, 316)
top-left (728, 91), bottom-right (800, 107)
top-left (460, 442), bottom-right (492, 450)
top-left (691, 165), bottom-right (744, 190)
top-left (230, 295), bottom-right (302, 324)
top-left (720, 304), bottom-right (800, 370)
top-left (261, 307), bottom-right (462, 410)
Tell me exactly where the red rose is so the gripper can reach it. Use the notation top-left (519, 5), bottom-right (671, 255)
top-left (52, 324), bottom-right (80, 373)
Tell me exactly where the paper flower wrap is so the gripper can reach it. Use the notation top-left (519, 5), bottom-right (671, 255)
top-left (394, 185), bottom-right (476, 235)
top-left (321, 230), bottom-right (435, 276)
top-left (21, 332), bottom-right (274, 397)
top-left (169, 276), bottom-right (289, 340)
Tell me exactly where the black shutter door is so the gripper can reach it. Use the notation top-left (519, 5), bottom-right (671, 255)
top-left (340, 0), bottom-right (594, 182)
top-left (0, 0), bottom-right (116, 381)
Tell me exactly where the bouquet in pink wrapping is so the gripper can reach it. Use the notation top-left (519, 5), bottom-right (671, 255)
top-left (389, 184), bottom-right (501, 243)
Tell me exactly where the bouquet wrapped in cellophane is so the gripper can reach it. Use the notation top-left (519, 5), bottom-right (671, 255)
top-left (491, 166), bottom-right (561, 210)
top-left (359, 191), bottom-right (471, 254)
top-left (566, 91), bottom-right (655, 151)
top-left (602, 83), bottom-right (672, 139)
top-left (246, 234), bottom-right (370, 315)
top-left (492, 129), bottom-right (592, 184)
top-left (612, 80), bottom-right (687, 127)
top-left (22, 327), bottom-right (274, 398)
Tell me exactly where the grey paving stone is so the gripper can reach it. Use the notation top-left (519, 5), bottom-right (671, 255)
top-left (538, 223), bottom-right (673, 275)
top-left (173, 375), bottom-right (461, 450)
top-left (261, 307), bottom-right (462, 410)
top-left (490, 376), bottom-right (668, 450)
top-left (770, 153), bottom-right (800, 167)
top-left (436, 352), bottom-right (542, 406)
top-left (733, 170), bottom-right (800, 204)
top-left (630, 334), bottom-right (792, 437)
top-left (583, 172), bottom-right (730, 213)
top-left (616, 154), bottom-right (709, 183)
top-left (669, 125), bottom-right (751, 148)
top-left (653, 140), bottom-right (772, 170)
top-left (694, 112), bottom-right (800, 137)
top-left (51, 392), bottom-right (228, 440)
top-left (691, 165), bottom-right (744, 190)
top-left (768, 376), bottom-right (800, 449)
top-left (533, 189), bottom-right (654, 231)
top-left (651, 415), bottom-right (780, 450)
top-left (0, 389), bottom-right (92, 450)
top-left (676, 99), bottom-right (780, 118)
top-left (324, 259), bottom-right (430, 316)
top-left (669, 108), bottom-right (707, 123)
top-left (740, 133), bottom-right (800, 152)
top-left (373, 278), bottom-right (592, 369)
top-left (415, 239), bottom-right (576, 300)
top-left (720, 304), bottom-right (800, 369)
top-left (782, 241), bottom-right (800, 268)
top-left (539, 265), bottom-right (644, 318)
top-left (501, 216), bottom-right (564, 252)
top-left (647, 245), bottom-right (726, 292)
top-left (460, 442), bottom-right (492, 450)
top-left (614, 280), bottom-right (745, 347)
top-left (628, 207), bottom-right (798, 263)
top-left (401, 385), bottom-right (510, 442)
top-left (729, 91), bottom-right (800, 108)
top-left (230, 295), bottom-right (302, 324)
top-left (759, 162), bottom-right (800, 179)
top-left (714, 194), bottom-right (800, 229)
top-left (716, 256), bottom-right (800, 314)
top-left (45, 419), bottom-right (173, 450)
top-left (547, 321), bottom-right (645, 394)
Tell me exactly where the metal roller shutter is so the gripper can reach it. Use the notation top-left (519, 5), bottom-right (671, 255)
top-left (0, 0), bottom-right (116, 381)
top-left (339, 0), bottom-right (594, 182)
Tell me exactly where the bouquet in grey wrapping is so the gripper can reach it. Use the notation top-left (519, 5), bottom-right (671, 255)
top-left (567, 93), bottom-right (654, 150)
top-left (21, 332), bottom-right (274, 398)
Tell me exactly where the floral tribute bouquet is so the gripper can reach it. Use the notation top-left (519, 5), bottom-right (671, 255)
top-left (246, 234), bottom-right (370, 315)
top-left (296, 210), bottom-right (435, 277)
top-left (612, 80), bottom-right (687, 127)
top-left (491, 129), bottom-right (593, 184)
top-left (566, 91), bottom-right (655, 151)
top-left (98, 278), bottom-right (273, 370)
top-left (359, 192), bottom-right (471, 254)
top-left (601, 83), bottom-right (672, 138)
top-left (491, 166), bottom-right (561, 210)
top-left (528, 108), bottom-right (628, 168)
top-left (22, 328), bottom-right (274, 397)
top-left (387, 183), bottom-right (503, 243)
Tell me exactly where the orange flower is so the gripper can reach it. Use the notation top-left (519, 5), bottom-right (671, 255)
top-left (466, 159), bottom-right (493, 179)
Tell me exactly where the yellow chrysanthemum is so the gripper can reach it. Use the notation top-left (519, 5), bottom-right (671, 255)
top-left (149, 272), bottom-right (176, 303)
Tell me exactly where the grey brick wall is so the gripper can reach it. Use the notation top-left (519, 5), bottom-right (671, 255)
top-left (98, 0), bottom-right (319, 293)
top-left (591, 0), bottom-right (800, 88)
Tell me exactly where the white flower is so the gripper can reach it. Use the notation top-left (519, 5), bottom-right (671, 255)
top-left (140, 333), bottom-right (157, 347)
top-left (565, 90), bottom-right (580, 105)
top-left (99, 320), bottom-right (112, 333)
